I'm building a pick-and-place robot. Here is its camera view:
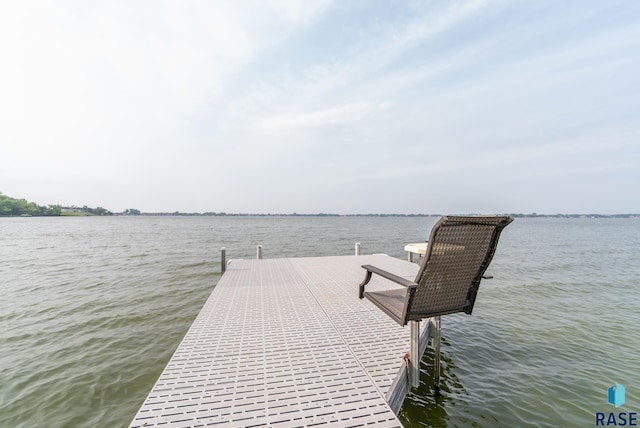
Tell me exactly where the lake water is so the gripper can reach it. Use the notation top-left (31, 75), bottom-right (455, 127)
top-left (1, 216), bottom-right (639, 427)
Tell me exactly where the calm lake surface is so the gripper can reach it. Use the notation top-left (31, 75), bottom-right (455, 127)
top-left (1, 216), bottom-right (639, 427)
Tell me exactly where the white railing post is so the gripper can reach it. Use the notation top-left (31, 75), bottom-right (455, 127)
top-left (410, 320), bottom-right (420, 388)
top-left (355, 242), bottom-right (361, 256)
top-left (433, 316), bottom-right (441, 395)
top-left (257, 245), bottom-right (263, 260)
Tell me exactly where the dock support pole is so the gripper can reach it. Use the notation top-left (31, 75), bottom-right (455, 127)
top-left (355, 243), bottom-right (361, 256)
top-left (410, 320), bottom-right (420, 389)
top-left (433, 316), bottom-right (441, 395)
top-left (257, 245), bottom-right (263, 260)
top-left (221, 247), bottom-right (226, 274)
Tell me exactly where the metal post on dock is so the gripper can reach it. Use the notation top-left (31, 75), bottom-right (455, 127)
top-left (433, 316), bottom-right (441, 395)
top-left (221, 247), bottom-right (226, 274)
top-left (410, 320), bottom-right (420, 389)
top-left (355, 243), bottom-right (361, 256)
top-left (257, 245), bottom-right (263, 260)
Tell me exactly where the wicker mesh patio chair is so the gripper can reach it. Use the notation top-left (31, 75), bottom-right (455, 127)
top-left (358, 215), bottom-right (513, 391)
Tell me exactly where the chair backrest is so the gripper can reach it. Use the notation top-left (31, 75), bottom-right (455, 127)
top-left (406, 215), bottom-right (513, 322)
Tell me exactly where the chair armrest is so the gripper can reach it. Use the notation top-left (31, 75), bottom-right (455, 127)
top-left (359, 264), bottom-right (417, 299)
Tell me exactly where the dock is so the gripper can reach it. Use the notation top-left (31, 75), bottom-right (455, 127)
top-left (130, 253), bottom-right (435, 427)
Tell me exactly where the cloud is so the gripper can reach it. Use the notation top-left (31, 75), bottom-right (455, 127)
top-left (0, 1), bottom-right (333, 196)
top-left (254, 101), bottom-right (391, 132)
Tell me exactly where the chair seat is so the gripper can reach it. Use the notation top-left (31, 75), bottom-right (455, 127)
top-left (364, 288), bottom-right (407, 326)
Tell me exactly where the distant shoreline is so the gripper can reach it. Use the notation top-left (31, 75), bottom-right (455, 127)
top-left (2, 212), bottom-right (639, 219)
top-left (3, 192), bottom-right (638, 219)
top-left (115, 212), bottom-right (640, 218)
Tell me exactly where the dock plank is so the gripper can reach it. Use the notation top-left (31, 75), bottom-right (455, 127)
top-left (130, 254), bottom-right (427, 427)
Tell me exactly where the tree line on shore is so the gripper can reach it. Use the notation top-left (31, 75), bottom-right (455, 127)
top-left (0, 193), bottom-right (112, 216)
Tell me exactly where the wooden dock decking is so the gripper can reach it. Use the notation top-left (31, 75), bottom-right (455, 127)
top-left (130, 254), bottom-right (433, 427)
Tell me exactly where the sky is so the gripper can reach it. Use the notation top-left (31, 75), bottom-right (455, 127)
top-left (1, 0), bottom-right (639, 214)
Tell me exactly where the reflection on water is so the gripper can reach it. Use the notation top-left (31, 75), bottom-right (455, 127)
top-left (400, 337), bottom-right (459, 428)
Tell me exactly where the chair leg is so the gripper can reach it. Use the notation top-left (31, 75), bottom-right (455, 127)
top-left (433, 316), bottom-right (441, 395)
top-left (410, 320), bottom-right (420, 389)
